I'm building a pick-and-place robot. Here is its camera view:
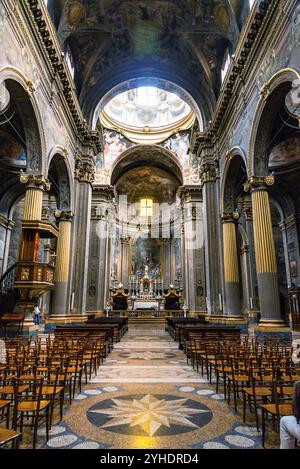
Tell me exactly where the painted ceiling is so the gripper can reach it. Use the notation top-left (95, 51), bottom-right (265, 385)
top-left (48, 0), bottom-right (250, 124)
top-left (115, 165), bottom-right (179, 204)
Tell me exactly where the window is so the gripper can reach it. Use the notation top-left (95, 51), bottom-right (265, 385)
top-left (249, 0), bottom-right (256, 9)
top-left (140, 198), bottom-right (153, 217)
top-left (65, 47), bottom-right (75, 79)
top-left (221, 50), bottom-right (231, 83)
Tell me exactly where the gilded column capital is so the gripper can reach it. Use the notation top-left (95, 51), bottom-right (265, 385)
top-left (75, 160), bottom-right (95, 184)
top-left (20, 173), bottom-right (51, 191)
top-left (221, 211), bottom-right (240, 223)
top-left (243, 175), bottom-right (275, 192)
top-left (54, 210), bottom-right (73, 222)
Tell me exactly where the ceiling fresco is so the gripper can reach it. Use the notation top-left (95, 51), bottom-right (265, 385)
top-left (115, 166), bottom-right (179, 204)
top-left (94, 129), bottom-right (199, 186)
top-left (51, 0), bottom-right (249, 123)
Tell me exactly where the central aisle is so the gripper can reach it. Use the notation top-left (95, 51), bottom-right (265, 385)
top-left (89, 323), bottom-right (200, 384)
top-left (43, 324), bottom-right (263, 449)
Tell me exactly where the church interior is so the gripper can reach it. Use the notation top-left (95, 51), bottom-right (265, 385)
top-left (0, 0), bottom-right (300, 452)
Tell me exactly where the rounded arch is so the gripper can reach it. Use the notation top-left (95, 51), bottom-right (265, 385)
top-left (82, 69), bottom-right (214, 129)
top-left (92, 77), bottom-right (203, 131)
top-left (0, 66), bottom-right (46, 174)
top-left (47, 147), bottom-right (73, 211)
top-left (248, 68), bottom-right (300, 177)
top-left (220, 147), bottom-right (247, 213)
top-left (237, 223), bottom-right (249, 248)
top-left (110, 145), bottom-right (184, 187)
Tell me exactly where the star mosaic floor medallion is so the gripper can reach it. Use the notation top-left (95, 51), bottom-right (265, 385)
top-left (87, 394), bottom-right (212, 437)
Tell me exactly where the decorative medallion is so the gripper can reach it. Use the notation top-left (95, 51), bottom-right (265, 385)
top-left (87, 394), bottom-right (212, 437)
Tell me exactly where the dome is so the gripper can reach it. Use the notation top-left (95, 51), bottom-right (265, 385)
top-left (100, 86), bottom-right (195, 144)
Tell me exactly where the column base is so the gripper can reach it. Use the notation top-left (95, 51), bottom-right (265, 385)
top-left (46, 315), bottom-right (88, 324)
top-left (258, 319), bottom-right (287, 329)
top-left (222, 316), bottom-right (247, 325)
top-left (206, 315), bottom-right (226, 323)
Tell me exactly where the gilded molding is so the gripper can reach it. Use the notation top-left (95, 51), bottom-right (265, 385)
top-left (54, 210), bottom-right (73, 222)
top-left (243, 175), bottom-right (275, 192)
top-left (221, 211), bottom-right (240, 222)
top-left (20, 173), bottom-right (51, 191)
top-left (260, 83), bottom-right (271, 100)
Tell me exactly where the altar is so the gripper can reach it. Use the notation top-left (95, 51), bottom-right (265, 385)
top-left (133, 299), bottom-right (160, 310)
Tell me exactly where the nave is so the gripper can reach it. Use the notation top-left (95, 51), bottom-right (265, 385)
top-left (2, 324), bottom-right (274, 450)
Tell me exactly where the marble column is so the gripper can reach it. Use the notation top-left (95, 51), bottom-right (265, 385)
top-left (120, 237), bottom-right (130, 290)
top-left (222, 212), bottom-right (242, 317)
top-left (88, 186), bottom-right (114, 312)
top-left (162, 238), bottom-right (172, 289)
top-left (201, 163), bottom-right (222, 315)
top-left (242, 200), bottom-right (258, 313)
top-left (70, 160), bottom-right (94, 315)
top-left (51, 211), bottom-right (73, 316)
top-left (244, 176), bottom-right (284, 326)
top-left (178, 186), bottom-right (204, 312)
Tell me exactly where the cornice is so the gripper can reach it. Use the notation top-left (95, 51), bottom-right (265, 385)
top-left (193, 0), bottom-right (283, 156)
top-left (20, 0), bottom-right (102, 153)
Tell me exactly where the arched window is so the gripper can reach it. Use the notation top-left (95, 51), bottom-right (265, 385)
top-left (65, 46), bottom-right (75, 80)
top-left (221, 50), bottom-right (231, 83)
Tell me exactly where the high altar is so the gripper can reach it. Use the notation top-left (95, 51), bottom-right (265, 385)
top-left (128, 265), bottom-right (164, 310)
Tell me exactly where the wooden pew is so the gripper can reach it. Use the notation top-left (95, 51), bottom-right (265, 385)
top-left (0, 312), bottom-right (25, 337)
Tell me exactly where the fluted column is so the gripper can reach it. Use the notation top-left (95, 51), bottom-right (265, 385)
top-left (178, 186), bottom-right (205, 312)
top-left (18, 174), bottom-right (51, 324)
top-left (20, 174), bottom-right (51, 221)
top-left (51, 211), bottom-right (73, 316)
top-left (201, 162), bottom-right (222, 315)
top-left (70, 158), bottom-right (94, 315)
top-left (244, 176), bottom-right (284, 326)
top-left (222, 212), bottom-right (242, 317)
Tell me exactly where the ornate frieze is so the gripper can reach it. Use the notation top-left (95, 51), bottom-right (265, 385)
top-left (200, 163), bottom-right (218, 183)
top-left (75, 160), bottom-right (95, 184)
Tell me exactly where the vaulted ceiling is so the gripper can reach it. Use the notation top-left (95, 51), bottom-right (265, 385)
top-left (47, 0), bottom-right (250, 126)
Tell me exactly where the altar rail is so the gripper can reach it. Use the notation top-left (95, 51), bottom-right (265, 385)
top-left (107, 310), bottom-right (184, 319)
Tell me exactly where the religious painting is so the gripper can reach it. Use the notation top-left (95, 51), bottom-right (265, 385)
top-left (132, 238), bottom-right (161, 279)
top-left (161, 131), bottom-right (190, 173)
top-left (103, 129), bottom-right (134, 166)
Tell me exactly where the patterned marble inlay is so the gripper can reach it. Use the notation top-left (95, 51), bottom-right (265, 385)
top-left (87, 394), bottom-right (212, 437)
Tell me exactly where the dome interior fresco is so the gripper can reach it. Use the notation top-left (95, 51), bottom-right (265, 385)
top-left (48, 0), bottom-right (251, 120)
top-left (102, 87), bottom-right (192, 130)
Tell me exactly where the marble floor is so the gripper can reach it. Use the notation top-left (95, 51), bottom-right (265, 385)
top-left (9, 323), bottom-right (280, 449)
